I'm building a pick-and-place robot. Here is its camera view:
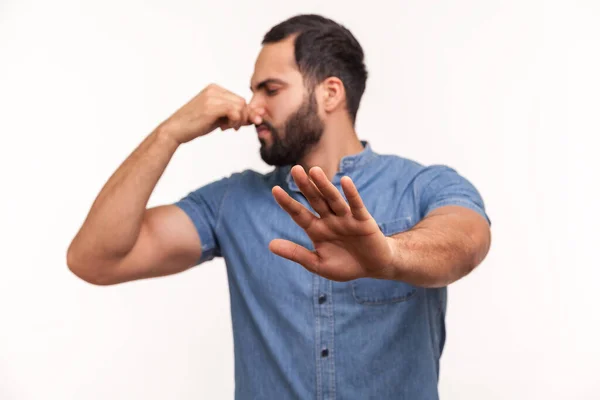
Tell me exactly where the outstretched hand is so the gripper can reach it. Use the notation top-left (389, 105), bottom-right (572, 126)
top-left (269, 165), bottom-right (398, 282)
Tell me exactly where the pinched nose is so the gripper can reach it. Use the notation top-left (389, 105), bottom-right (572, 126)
top-left (247, 106), bottom-right (266, 125)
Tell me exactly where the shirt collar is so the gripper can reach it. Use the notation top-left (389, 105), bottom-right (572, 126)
top-left (283, 140), bottom-right (377, 191)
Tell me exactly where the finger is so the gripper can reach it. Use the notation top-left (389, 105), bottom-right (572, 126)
top-left (290, 165), bottom-right (332, 217)
top-left (225, 107), bottom-right (243, 130)
top-left (209, 97), bottom-right (243, 131)
top-left (240, 106), bottom-right (250, 128)
top-left (340, 176), bottom-right (371, 221)
top-left (213, 92), bottom-right (247, 130)
top-left (229, 101), bottom-right (247, 130)
top-left (215, 88), bottom-right (247, 109)
top-left (218, 116), bottom-right (229, 131)
top-left (272, 186), bottom-right (318, 230)
top-left (309, 167), bottom-right (350, 216)
top-left (269, 239), bottom-right (321, 273)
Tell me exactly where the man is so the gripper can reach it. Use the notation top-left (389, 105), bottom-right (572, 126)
top-left (67, 14), bottom-right (491, 400)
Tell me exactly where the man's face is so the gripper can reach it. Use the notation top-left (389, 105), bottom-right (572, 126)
top-left (249, 37), bottom-right (324, 166)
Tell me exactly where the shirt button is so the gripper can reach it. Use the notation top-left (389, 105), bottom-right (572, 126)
top-left (321, 348), bottom-right (329, 357)
top-left (318, 294), bottom-right (327, 304)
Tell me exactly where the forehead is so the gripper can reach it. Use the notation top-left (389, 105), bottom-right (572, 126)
top-left (250, 36), bottom-right (303, 88)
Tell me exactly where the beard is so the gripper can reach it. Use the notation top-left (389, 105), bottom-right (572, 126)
top-left (258, 90), bottom-right (324, 166)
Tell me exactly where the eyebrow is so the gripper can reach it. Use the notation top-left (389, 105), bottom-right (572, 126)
top-left (250, 78), bottom-right (287, 93)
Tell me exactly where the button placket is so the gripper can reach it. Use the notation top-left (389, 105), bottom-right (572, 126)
top-left (313, 278), bottom-right (335, 400)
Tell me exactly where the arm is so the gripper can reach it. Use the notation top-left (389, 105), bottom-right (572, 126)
top-left (66, 128), bottom-right (201, 285)
top-left (67, 84), bottom-right (260, 285)
top-left (268, 165), bottom-right (491, 285)
top-left (388, 205), bottom-right (491, 288)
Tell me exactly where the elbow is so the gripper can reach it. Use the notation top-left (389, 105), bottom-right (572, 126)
top-left (66, 247), bottom-right (116, 286)
top-left (442, 234), bottom-right (491, 287)
top-left (469, 225), bottom-right (492, 268)
top-left (454, 228), bottom-right (491, 281)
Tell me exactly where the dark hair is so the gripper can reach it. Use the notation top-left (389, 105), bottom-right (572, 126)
top-left (262, 14), bottom-right (368, 124)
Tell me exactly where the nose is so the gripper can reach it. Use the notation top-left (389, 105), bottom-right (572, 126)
top-left (248, 93), bottom-right (264, 111)
top-left (248, 96), bottom-right (266, 124)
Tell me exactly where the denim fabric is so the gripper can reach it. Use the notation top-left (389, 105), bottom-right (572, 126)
top-left (175, 142), bottom-right (490, 400)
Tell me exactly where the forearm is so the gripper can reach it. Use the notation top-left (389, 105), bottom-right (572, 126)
top-left (68, 126), bottom-right (179, 262)
top-left (388, 211), bottom-right (490, 288)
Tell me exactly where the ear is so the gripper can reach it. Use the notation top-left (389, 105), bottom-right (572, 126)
top-left (319, 77), bottom-right (346, 113)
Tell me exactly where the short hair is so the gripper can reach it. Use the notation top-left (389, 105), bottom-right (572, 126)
top-left (262, 14), bottom-right (368, 124)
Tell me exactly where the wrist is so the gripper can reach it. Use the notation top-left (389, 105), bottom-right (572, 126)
top-left (154, 123), bottom-right (183, 148)
top-left (384, 236), bottom-right (405, 281)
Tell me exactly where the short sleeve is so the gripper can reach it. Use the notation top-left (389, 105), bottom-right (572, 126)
top-left (415, 165), bottom-right (491, 226)
top-left (173, 176), bottom-right (233, 265)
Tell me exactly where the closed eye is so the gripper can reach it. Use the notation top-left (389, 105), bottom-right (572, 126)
top-left (265, 88), bottom-right (279, 96)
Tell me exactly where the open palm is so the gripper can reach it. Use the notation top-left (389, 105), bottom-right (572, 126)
top-left (269, 165), bottom-right (397, 282)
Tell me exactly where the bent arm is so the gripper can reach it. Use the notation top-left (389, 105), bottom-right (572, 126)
top-left (66, 126), bottom-right (202, 285)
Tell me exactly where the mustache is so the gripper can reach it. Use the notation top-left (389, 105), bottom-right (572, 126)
top-left (256, 120), bottom-right (276, 132)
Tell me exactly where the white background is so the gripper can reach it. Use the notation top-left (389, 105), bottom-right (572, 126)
top-left (1, 1), bottom-right (598, 399)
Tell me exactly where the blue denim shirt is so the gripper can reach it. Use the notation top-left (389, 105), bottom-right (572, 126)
top-left (175, 142), bottom-right (489, 400)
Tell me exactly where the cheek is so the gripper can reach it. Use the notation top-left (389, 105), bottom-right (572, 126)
top-left (268, 93), bottom-right (303, 125)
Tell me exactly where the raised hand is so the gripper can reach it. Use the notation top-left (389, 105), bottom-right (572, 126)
top-left (158, 83), bottom-right (264, 145)
top-left (269, 165), bottom-right (397, 282)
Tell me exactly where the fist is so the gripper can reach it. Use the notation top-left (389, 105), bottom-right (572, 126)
top-left (159, 84), bottom-right (264, 144)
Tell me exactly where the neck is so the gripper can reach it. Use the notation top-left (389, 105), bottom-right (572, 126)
top-left (298, 121), bottom-right (364, 181)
